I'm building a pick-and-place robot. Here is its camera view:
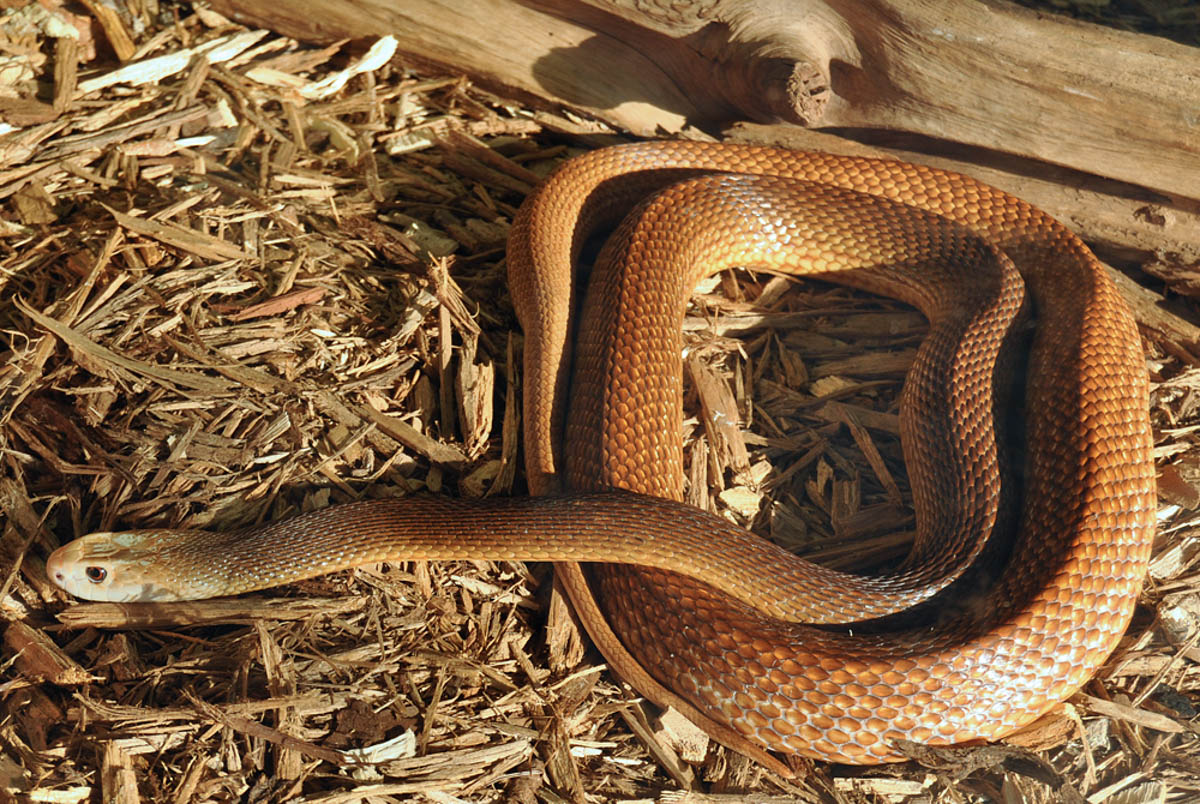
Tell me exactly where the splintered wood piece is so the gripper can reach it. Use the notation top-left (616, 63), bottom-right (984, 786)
top-left (4, 622), bottom-right (96, 686)
top-left (100, 742), bottom-right (140, 804)
top-left (686, 355), bottom-right (751, 482)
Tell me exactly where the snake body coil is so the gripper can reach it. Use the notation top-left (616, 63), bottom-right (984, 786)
top-left (49, 142), bottom-right (1155, 768)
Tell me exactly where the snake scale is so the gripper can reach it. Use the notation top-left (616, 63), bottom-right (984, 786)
top-left (49, 141), bottom-right (1155, 768)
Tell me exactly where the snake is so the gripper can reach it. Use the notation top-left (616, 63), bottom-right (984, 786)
top-left (47, 141), bottom-right (1155, 770)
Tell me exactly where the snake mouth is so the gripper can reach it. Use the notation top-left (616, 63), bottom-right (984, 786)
top-left (46, 542), bottom-right (78, 581)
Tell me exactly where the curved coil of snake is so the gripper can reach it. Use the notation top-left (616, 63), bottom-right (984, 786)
top-left (49, 141), bottom-right (1155, 769)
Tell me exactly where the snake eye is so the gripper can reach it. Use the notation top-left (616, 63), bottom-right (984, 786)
top-left (85, 566), bottom-right (107, 583)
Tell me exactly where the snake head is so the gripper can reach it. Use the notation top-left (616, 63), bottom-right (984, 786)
top-left (46, 531), bottom-right (193, 602)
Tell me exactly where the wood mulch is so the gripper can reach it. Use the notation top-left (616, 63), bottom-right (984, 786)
top-left (2, 3), bottom-right (1198, 803)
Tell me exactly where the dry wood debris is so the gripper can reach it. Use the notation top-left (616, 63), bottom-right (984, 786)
top-left (1, 3), bottom-right (1198, 803)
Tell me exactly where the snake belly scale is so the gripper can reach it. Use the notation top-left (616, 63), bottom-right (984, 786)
top-left (48, 141), bottom-right (1155, 768)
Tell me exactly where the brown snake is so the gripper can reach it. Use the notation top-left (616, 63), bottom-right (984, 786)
top-left (48, 141), bottom-right (1155, 769)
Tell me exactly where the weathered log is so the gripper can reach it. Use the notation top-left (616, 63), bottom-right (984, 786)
top-left (207, 0), bottom-right (1200, 199)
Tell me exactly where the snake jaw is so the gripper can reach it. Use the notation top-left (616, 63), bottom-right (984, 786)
top-left (47, 532), bottom-right (186, 603)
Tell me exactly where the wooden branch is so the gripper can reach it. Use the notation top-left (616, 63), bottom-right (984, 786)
top-left (207, 0), bottom-right (1200, 200)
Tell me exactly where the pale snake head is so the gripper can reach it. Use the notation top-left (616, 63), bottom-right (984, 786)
top-left (47, 530), bottom-right (217, 602)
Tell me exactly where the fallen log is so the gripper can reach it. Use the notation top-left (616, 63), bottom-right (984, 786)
top-left (207, 0), bottom-right (1200, 200)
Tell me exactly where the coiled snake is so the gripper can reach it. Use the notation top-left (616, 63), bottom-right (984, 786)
top-left (49, 141), bottom-right (1155, 768)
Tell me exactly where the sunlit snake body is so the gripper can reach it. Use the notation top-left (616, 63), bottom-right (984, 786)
top-left (49, 141), bottom-right (1155, 768)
